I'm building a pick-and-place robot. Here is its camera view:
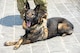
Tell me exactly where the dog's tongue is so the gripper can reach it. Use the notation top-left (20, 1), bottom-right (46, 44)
top-left (27, 21), bottom-right (31, 27)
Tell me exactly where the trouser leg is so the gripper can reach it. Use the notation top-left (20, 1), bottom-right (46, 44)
top-left (34, 0), bottom-right (47, 19)
top-left (17, 0), bottom-right (30, 19)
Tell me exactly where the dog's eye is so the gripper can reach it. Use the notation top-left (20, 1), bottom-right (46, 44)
top-left (32, 14), bottom-right (34, 15)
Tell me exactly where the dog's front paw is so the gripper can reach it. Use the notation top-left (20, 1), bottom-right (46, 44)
top-left (62, 34), bottom-right (66, 37)
top-left (13, 47), bottom-right (19, 50)
top-left (4, 42), bottom-right (12, 46)
top-left (4, 42), bottom-right (8, 46)
top-left (4, 42), bottom-right (16, 46)
top-left (13, 45), bottom-right (20, 50)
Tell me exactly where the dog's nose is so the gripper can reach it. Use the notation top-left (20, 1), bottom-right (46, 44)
top-left (27, 19), bottom-right (29, 21)
top-left (26, 18), bottom-right (30, 21)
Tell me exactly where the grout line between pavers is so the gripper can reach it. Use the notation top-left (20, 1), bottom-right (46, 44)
top-left (45, 41), bottom-right (51, 53)
top-left (13, 0), bottom-right (16, 53)
top-left (30, 44), bottom-right (33, 53)
top-left (60, 37), bottom-right (69, 53)
top-left (61, 2), bottom-right (80, 46)
top-left (0, 0), bottom-right (6, 38)
top-left (52, 1), bottom-right (69, 53)
top-left (72, 34), bottom-right (80, 46)
top-left (62, 2), bottom-right (80, 25)
top-left (13, 0), bottom-right (16, 42)
top-left (49, 0), bottom-right (61, 17)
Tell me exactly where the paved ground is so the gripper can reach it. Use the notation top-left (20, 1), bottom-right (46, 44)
top-left (0, 0), bottom-right (80, 53)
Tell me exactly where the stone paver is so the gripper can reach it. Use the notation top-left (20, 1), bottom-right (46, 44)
top-left (0, 0), bottom-right (80, 53)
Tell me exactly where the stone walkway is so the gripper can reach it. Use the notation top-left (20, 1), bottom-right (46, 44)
top-left (0, 0), bottom-right (80, 53)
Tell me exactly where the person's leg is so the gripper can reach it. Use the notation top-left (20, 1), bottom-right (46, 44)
top-left (34, 0), bottom-right (47, 19)
top-left (17, 0), bottom-right (25, 19)
top-left (17, 0), bottom-right (30, 29)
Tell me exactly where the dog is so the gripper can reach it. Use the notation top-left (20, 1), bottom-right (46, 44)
top-left (4, 6), bottom-right (74, 50)
top-left (4, 6), bottom-right (48, 50)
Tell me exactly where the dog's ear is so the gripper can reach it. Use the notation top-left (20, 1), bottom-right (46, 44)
top-left (34, 5), bottom-right (40, 13)
top-left (25, 2), bottom-right (30, 11)
top-left (34, 5), bottom-right (40, 19)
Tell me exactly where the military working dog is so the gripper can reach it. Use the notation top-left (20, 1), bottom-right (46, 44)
top-left (4, 6), bottom-right (48, 50)
top-left (4, 6), bottom-right (74, 50)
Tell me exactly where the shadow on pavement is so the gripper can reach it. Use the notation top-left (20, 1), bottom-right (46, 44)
top-left (0, 15), bottom-right (22, 27)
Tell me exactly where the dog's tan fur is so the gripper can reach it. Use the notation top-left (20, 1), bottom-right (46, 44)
top-left (4, 8), bottom-right (74, 50)
top-left (4, 9), bottom-right (48, 50)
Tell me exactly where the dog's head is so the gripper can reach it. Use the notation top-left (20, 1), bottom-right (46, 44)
top-left (24, 5), bottom-right (44, 29)
top-left (25, 9), bottom-right (37, 27)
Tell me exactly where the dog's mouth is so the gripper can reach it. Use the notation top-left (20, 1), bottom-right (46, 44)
top-left (26, 21), bottom-right (31, 27)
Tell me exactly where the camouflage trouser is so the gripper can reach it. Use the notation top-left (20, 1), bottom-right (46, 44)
top-left (17, 0), bottom-right (47, 19)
